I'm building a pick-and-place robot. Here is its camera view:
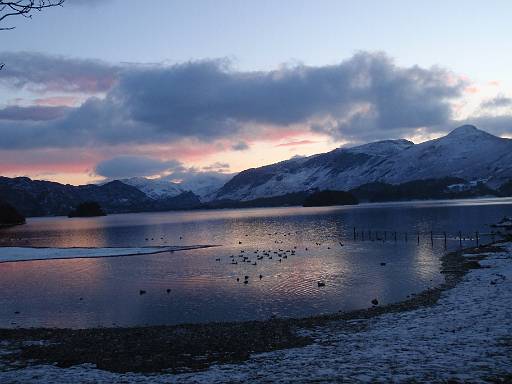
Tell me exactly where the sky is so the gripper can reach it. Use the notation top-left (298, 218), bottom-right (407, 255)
top-left (0, 0), bottom-right (511, 185)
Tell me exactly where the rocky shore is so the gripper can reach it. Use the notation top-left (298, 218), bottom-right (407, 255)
top-left (0, 239), bottom-right (511, 383)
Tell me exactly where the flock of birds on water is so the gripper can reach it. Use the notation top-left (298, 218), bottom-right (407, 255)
top-left (137, 231), bottom-right (385, 307)
top-left (5, 229), bottom-right (411, 324)
top-left (7, 222), bottom-right (508, 326)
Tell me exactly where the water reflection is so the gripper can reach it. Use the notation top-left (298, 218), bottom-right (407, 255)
top-left (0, 198), bottom-right (511, 328)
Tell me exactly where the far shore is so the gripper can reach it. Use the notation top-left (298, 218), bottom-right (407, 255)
top-left (6, 196), bottom-right (512, 220)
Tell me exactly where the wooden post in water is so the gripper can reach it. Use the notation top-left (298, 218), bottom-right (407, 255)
top-left (459, 231), bottom-right (462, 247)
top-left (417, 232), bottom-right (420, 245)
top-left (394, 231), bottom-right (397, 242)
top-left (444, 232), bottom-right (447, 249)
top-left (430, 231), bottom-right (433, 247)
top-left (476, 231), bottom-right (479, 247)
top-left (353, 227), bottom-right (356, 241)
top-left (361, 230), bottom-right (365, 241)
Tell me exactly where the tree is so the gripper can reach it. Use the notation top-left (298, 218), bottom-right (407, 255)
top-left (0, 200), bottom-right (26, 226)
top-left (1, 0), bottom-right (65, 69)
top-left (302, 190), bottom-right (359, 207)
top-left (68, 201), bottom-right (107, 218)
top-left (0, 0), bottom-right (65, 30)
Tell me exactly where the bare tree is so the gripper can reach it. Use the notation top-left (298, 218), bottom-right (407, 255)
top-left (1, 0), bottom-right (65, 30)
top-left (1, 0), bottom-right (66, 69)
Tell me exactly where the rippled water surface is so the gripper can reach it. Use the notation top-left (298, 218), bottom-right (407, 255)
top-left (0, 198), bottom-right (511, 328)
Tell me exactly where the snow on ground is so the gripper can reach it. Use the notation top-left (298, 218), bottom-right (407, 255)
top-left (1, 243), bottom-right (511, 383)
top-left (0, 245), bottom-right (209, 263)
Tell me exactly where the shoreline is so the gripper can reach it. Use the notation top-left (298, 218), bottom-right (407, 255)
top-left (6, 196), bottom-right (512, 222)
top-left (1, 239), bottom-right (508, 377)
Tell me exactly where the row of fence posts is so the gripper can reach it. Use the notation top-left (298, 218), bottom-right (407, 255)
top-left (352, 227), bottom-right (490, 248)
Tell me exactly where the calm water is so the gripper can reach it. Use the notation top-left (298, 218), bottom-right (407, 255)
top-left (0, 198), bottom-right (511, 328)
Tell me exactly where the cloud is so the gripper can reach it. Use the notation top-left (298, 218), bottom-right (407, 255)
top-left (0, 105), bottom-right (70, 121)
top-left (0, 51), bottom-right (466, 149)
top-left (464, 86), bottom-right (479, 94)
top-left (94, 155), bottom-right (182, 179)
top-left (34, 96), bottom-right (82, 107)
top-left (275, 140), bottom-right (318, 147)
top-left (202, 162), bottom-right (230, 172)
top-left (480, 94), bottom-right (512, 109)
top-left (116, 53), bottom-right (464, 141)
top-left (0, 52), bottom-right (118, 93)
top-left (231, 141), bottom-right (249, 151)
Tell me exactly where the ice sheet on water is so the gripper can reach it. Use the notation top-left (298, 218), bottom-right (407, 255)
top-left (0, 245), bottom-right (204, 263)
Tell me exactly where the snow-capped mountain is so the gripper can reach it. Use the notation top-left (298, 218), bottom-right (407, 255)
top-left (121, 177), bottom-right (184, 200)
top-left (212, 125), bottom-right (512, 201)
top-left (369, 125), bottom-right (512, 187)
top-left (121, 173), bottom-right (233, 201)
top-left (178, 172), bottom-right (233, 199)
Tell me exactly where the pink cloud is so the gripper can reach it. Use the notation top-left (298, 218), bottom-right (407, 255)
top-left (275, 140), bottom-right (318, 147)
top-left (0, 149), bottom-right (101, 174)
top-left (34, 96), bottom-right (82, 107)
top-left (464, 86), bottom-right (479, 94)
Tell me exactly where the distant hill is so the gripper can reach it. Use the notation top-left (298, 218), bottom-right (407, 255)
top-left (200, 192), bottom-right (310, 209)
top-left (120, 173), bottom-right (232, 201)
top-left (0, 177), bottom-right (201, 217)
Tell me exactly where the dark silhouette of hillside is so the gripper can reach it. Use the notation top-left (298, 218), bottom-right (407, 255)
top-left (0, 201), bottom-right (26, 226)
top-left (350, 177), bottom-right (497, 202)
top-left (68, 202), bottom-right (106, 218)
top-left (0, 177), bottom-right (201, 217)
top-left (303, 190), bottom-right (359, 207)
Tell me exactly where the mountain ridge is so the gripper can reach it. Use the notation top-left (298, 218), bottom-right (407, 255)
top-left (211, 125), bottom-right (512, 201)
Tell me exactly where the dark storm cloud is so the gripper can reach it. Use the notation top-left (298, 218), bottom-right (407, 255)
top-left (0, 51), bottom-right (466, 148)
top-left (95, 155), bottom-right (182, 178)
top-left (480, 95), bottom-right (512, 109)
top-left (115, 53), bottom-right (464, 140)
top-left (0, 105), bottom-right (70, 121)
top-left (231, 141), bottom-right (249, 151)
top-left (0, 52), bottom-right (118, 93)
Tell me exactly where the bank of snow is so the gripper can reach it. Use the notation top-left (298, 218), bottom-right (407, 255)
top-left (1, 243), bottom-right (511, 383)
top-left (0, 245), bottom-right (212, 263)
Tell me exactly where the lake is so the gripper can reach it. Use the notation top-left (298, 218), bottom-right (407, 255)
top-left (0, 198), bottom-right (511, 328)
